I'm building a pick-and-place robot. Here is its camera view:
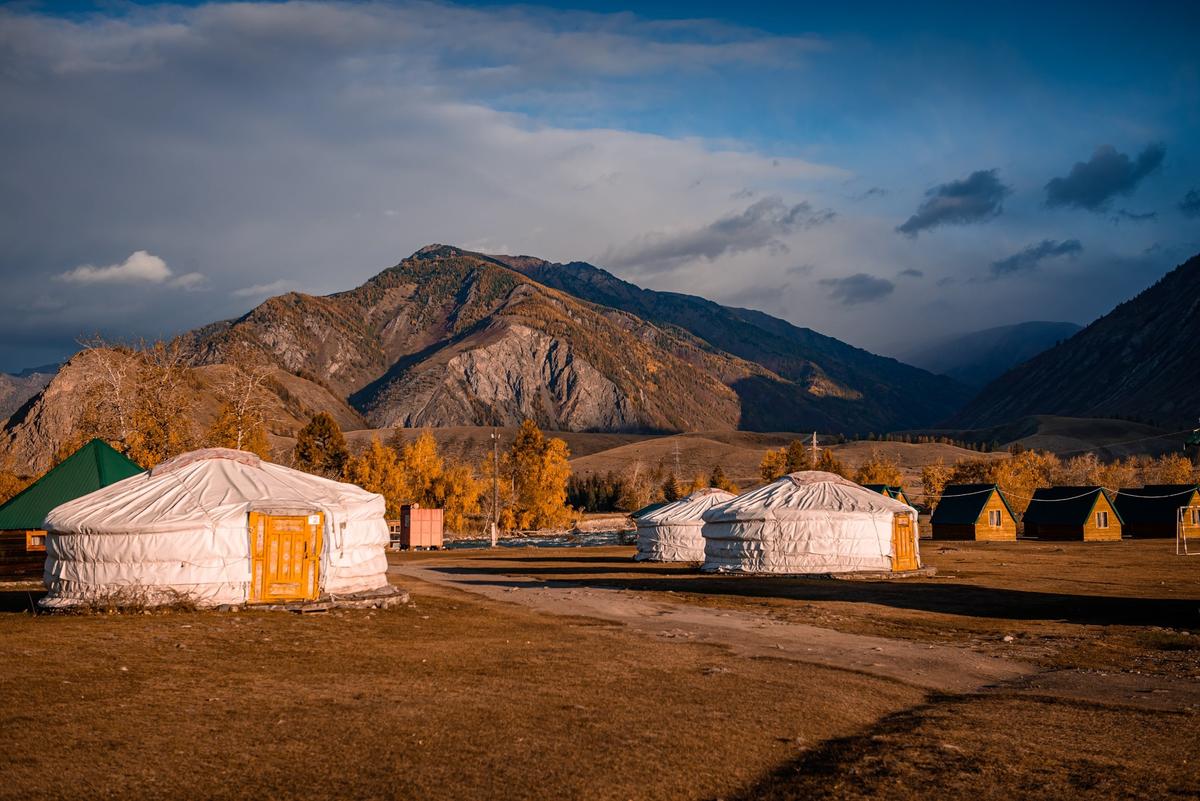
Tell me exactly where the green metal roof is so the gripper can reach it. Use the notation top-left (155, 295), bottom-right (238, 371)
top-left (0, 439), bottom-right (143, 530)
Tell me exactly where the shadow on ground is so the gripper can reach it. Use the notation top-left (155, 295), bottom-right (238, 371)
top-left (416, 563), bottom-right (1200, 629)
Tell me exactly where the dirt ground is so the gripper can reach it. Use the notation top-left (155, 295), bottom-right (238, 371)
top-left (2, 540), bottom-right (1198, 800)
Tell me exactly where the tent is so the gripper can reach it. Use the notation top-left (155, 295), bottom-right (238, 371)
top-left (42, 448), bottom-right (389, 608)
top-left (635, 488), bottom-right (735, 561)
top-left (0, 439), bottom-right (143, 578)
top-left (701, 471), bottom-right (921, 574)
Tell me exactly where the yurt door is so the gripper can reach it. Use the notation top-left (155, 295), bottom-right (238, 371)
top-left (891, 514), bottom-right (918, 572)
top-left (248, 512), bottom-right (323, 602)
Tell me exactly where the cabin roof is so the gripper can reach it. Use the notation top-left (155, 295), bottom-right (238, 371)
top-left (1022, 486), bottom-right (1122, 527)
top-left (1113, 485), bottom-right (1200, 525)
top-left (930, 483), bottom-right (1014, 526)
top-left (0, 439), bottom-right (144, 531)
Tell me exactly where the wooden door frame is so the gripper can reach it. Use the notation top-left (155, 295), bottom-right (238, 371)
top-left (248, 510), bottom-right (324, 603)
top-left (891, 513), bottom-right (919, 572)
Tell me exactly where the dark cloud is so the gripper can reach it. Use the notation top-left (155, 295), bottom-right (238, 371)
top-left (852, 186), bottom-right (888, 201)
top-left (1044, 143), bottom-right (1165, 211)
top-left (1180, 189), bottom-right (1200, 218)
top-left (786, 263), bottom-right (815, 276)
top-left (607, 196), bottom-right (836, 273)
top-left (989, 239), bottom-right (1082, 277)
top-left (896, 169), bottom-right (1011, 236)
top-left (819, 273), bottom-right (895, 305)
top-left (897, 268), bottom-right (923, 278)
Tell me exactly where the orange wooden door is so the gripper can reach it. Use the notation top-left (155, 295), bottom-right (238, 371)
top-left (891, 514), bottom-right (918, 571)
top-left (248, 512), bottom-right (323, 602)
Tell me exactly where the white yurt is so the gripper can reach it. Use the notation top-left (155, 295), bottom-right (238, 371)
top-left (635, 488), bottom-right (736, 562)
top-left (701, 471), bottom-right (921, 574)
top-left (41, 448), bottom-right (390, 608)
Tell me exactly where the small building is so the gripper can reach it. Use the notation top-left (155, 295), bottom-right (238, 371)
top-left (1022, 486), bottom-right (1123, 541)
top-left (702, 471), bottom-right (920, 574)
top-left (389, 504), bottom-right (444, 550)
top-left (634, 488), bottom-right (735, 562)
top-left (0, 439), bottom-right (142, 579)
top-left (42, 448), bottom-right (390, 608)
top-left (1113, 485), bottom-right (1200, 539)
top-left (929, 483), bottom-right (1018, 541)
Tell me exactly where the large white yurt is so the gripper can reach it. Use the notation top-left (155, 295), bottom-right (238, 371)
top-left (701, 471), bottom-right (920, 574)
top-left (635, 488), bottom-right (736, 562)
top-left (41, 448), bottom-right (390, 608)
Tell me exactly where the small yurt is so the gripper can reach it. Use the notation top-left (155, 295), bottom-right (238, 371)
top-left (635, 488), bottom-right (735, 562)
top-left (701, 471), bottom-right (920, 574)
top-left (41, 448), bottom-right (389, 608)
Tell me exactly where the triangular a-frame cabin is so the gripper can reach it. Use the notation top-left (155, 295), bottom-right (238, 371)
top-left (0, 440), bottom-right (143, 578)
top-left (1022, 486), bottom-right (1123, 541)
top-left (930, 483), bottom-right (1017, 541)
top-left (862, 484), bottom-right (913, 506)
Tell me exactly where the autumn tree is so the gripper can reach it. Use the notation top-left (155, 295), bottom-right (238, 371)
top-left (920, 459), bottom-right (953, 511)
top-left (343, 438), bottom-right (406, 518)
top-left (0, 453), bottom-right (32, 506)
top-left (507, 419), bottom-right (574, 530)
top-left (853, 449), bottom-right (904, 486)
top-left (204, 345), bottom-right (274, 459)
top-left (759, 448), bottom-right (788, 482)
top-left (815, 448), bottom-right (849, 478)
top-left (662, 472), bottom-right (682, 502)
top-left (293, 412), bottom-right (349, 478)
top-left (784, 439), bottom-right (811, 473)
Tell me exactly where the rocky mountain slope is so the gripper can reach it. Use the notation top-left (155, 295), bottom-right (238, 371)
top-left (495, 254), bottom-right (970, 430)
top-left (900, 321), bottom-right (1082, 387)
top-left (187, 246), bottom-right (752, 432)
top-left (949, 253), bottom-right (1200, 428)
top-left (0, 365), bottom-right (57, 422)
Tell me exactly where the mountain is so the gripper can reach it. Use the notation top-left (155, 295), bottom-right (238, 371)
top-left (186, 246), bottom-right (751, 432)
top-left (900, 321), bottom-right (1082, 387)
top-left (950, 253), bottom-right (1200, 428)
top-left (0, 365), bottom-right (58, 422)
top-left (493, 254), bottom-right (970, 430)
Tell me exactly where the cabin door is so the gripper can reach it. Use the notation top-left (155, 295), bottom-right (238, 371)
top-left (248, 512), bottom-right (323, 603)
top-left (891, 514), bottom-right (918, 572)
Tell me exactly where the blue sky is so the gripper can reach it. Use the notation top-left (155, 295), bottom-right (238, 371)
top-left (1, 0), bottom-right (1197, 371)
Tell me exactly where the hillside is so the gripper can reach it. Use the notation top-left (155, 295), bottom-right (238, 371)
top-left (0, 366), bottom-right (56, 422)
top-left (950, 254), bottom-right (1200, 428)
top-left (188, 245), bottom-right (965, 434)
top-left (496, 254), bottom-right (971, 431)
top-left (901, 321), bottom-right (1081, 387)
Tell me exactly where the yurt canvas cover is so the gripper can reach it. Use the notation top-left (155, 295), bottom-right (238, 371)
top-left (635, 488), bottom-right (735, 561)
top-left (42, 449), bottom-right (389, 607)
top-left (701, 471), bottom-right (920, 574)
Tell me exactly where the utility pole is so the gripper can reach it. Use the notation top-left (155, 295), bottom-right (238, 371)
top-left (673, 439), bottom-right (681, 477)
top-left (490, 427), bottom-right (499, 548)
top-left (811, 431), bottom-right (819, 465)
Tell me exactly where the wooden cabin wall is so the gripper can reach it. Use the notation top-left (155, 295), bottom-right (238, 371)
top-left (0, 531), bottom-right (44, 578)
top-left (975, 493), bottom-right (1018, 541)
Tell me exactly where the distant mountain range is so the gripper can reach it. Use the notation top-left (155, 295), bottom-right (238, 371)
top-left (901, 321), bottom-right (1082, 387)
top-left (183, 245), bottom-right (969, 434)
top-left (0, 364), bottom-right (57, 421)
top-left (950, 253), bottom-right (1200, 429)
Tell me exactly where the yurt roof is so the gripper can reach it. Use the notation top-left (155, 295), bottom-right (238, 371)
top-left (636, 488), bottom-right (736, 526)
top-left (45, 448), bottom-right (384, 536)
top-left (0, 439), bottom-right (143, 531)
top-left (702, 471), bottom-right (914, 523)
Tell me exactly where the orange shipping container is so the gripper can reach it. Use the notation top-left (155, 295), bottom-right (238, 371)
top-left (391, 504), bottom-right (443, 550)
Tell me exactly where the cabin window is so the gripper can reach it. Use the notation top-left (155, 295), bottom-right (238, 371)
top-left (25, 531), bottom-right (46, 552)
top-left (1191, 508), bottom-right (1200, 526)
top-left (988, 509), bottom-right (1002, 527)
top-left (1096, 510), bottom-right (1109, 529)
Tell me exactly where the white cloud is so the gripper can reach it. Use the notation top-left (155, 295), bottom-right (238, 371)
top-left (57, 250), bottom-right (174, 284)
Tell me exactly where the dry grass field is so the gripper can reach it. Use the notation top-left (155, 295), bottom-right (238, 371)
top-left (2, 541), bottom-right (1198, 800)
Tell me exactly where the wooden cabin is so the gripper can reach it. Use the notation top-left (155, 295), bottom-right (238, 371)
top-left (1113, 485), bottom-right (1200, 538)
top-left (1022, 486), bottom-right (1123, 541)
top-left (0, 439), bottom-right (143, 579)
top-left (929, 483), bottom-right (1017, 541)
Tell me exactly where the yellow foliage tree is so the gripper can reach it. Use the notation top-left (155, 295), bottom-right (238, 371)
top-left (759, 448), bottom-right (788, 482)
top-left (920, 458), bottom-right (953, 511)
top-left (343, 438), bottom-right (407, 518)
top-left (853, 449), bottom-right (904, 486)
top-left (815, 448), bottom-right (849, 478)
top-left (206, 402), bottom-right (271, 459)
top-left (709, 464), bottom-right (738, 493)
top-left (508, 420), bottom-right (574, 530)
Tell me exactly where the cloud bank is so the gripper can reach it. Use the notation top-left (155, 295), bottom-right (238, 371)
top-left (819, 273), bottom-right (895, 305)
top-left (989, 239), bottom-right (1082, 277)
top-left (57, 251), bottom-right (204, 288)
